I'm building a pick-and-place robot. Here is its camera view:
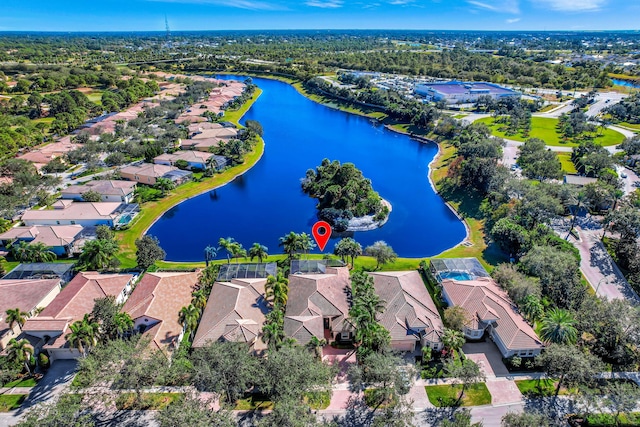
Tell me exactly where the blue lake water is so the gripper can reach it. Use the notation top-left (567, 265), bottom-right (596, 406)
top-left (612, 79), bottom-right (640, 88)
top-left (147, 76), bottom-right (466, 261)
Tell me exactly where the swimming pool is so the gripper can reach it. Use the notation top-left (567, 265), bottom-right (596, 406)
top-left (438, 271), bottom-right (473, 281)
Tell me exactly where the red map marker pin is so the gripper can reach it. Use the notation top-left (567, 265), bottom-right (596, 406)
top-left (312, 221), bottom-right (332, 252)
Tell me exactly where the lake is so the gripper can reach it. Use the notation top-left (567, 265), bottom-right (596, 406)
top-left (147, 76), bottom-right (466, 261)
top-left (612, 79), bottom-right (640, 89)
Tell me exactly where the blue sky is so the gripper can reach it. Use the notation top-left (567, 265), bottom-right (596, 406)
top-left (2, 0), bottom-right (638, 32)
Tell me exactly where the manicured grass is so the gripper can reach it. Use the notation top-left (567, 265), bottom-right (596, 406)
top-left (425, 383), bottom-right (492, 407)
top-left (557, 152), bottom-right (578, 174)
top-left (620, 122), bottom-right (640, 131)
top-left (4, 377), bottom-right (36, 388)
top-left (115, 90), bottom-right (264, 268)
top-left (0, 394), bottom-right (26, 412)
top-left (305, 391), bottom-right (331, 410)
top-left (222, 88), bottom-right (262, 124)
top-left (453, 114), bottom-right (467, 119)
top-left (515, 379), bottom-right (573, 397)
top-left (115, 392), bottom-right (182, 410)
top-left (234, 394), bottom-right (274, 410)
top-left (539, 104), bottom-right (558, 113)
top-left (364, 389), bottom-right (397, 408)
top-left (476, 116), bottom-right (625, 147)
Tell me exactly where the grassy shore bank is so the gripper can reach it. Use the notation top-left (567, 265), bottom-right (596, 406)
top-left (116, 88), bottom-right (264, 268)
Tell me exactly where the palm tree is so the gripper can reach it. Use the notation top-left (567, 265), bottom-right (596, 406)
top-left (178, 304), bottom-right (200, 340)
top-left (540, 308), bottom-right (578, 345)
top-left (298, 233), bottom-right (316, 258)
top-left (10, 241), bottom-right (56, 263)
top-left (261, 310), bottom-right (285, 350)
top-left (520, 295), bottom-right (544, 323)
top-left (204, 245), bottom-right (218, 267)
top-left (197, 265), bottom-right (217, 293)
top-left (564, 190), bottom-right (591, 239)
top-left (441, 328), bottom-right (466, 355)
top-left (5, 308), bottom-right (29, 331)
top-left (112, 312), bottom-right (134, 339)
top-left (248, 243), bottom-right (268, 263)
top-left (279, 232), bottom-right (300, 262)
top-left (6, 339), bottom-right (33, 375)
top-left (79, 239), bottom-right (119, 270)
top-left (218, 237), bottom-right (236, 264)
top-left (65, 314), bottom-right (100, 357)
top-left (191, 289), bottom-right (208, 314)
top-left (265, 273), bottom-right (289, 308)
top-left (333, 237), bottom-right (362, 266)
top-left (307, 336), bottom-right (327, 361)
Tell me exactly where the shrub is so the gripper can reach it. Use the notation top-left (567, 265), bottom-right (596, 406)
top-left (38, 353), bottom-right (50, 370)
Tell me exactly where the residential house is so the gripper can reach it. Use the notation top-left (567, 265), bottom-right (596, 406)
top-left (0, 225), bottom-right (85, 257)
top-left (154, 151), bottom-right (215, 171)
top-left (22, 272), bottom-right (135, 362)
top-left (21, 200), bottom-right (138, 228)
top-left (122, 272), bottom-right (196, 355)
top-left (61, 180), bottom-right (137, 203)
top-left (119, 163), bottom-right (192, 185)
top-left (0, 278), bottom-right (62, 350)
top-left (284, 266), bottom-right (351, 346)
top-left (368, 271), bottom-right (444, 352)
top-left (440, 278), bottom-right (543, 358)
top-left (563, 175), bottom-right (598, 186)
top-left (192, 278), bottom-right (269, 352)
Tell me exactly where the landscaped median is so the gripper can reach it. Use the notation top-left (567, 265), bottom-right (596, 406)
top-left (425, 383), bottom-right (492, 407)
top-left (116, 89), bottom-right (264, 269)
top-left (0, 394), bottom-right (26, 412)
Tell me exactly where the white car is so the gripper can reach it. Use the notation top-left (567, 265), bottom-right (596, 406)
top-left (621, 172), bottom-right (628, 178)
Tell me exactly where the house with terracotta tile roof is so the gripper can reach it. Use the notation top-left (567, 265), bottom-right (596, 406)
top-left (122, 272), bottom-right (196, 356)
top-left (22, 272), bottom-right (135, 362)
top-left (61, 180), bottom-right (137, 203)
top-left (284, 266), bottom-right (352, 346)
top-left (154, 150), bottom-right (215, 171)
top-left (21, 200), bottom-right (138, 228)
top-left (0, 278), bottom-right (62, 350)
top-left (368, 271), bottom-right (444, 353)
top-left (119, 162), bottom-right (192, 186)
top-left (192, 278), bottom-right (269, 352)
top-left (440, 278), bottom-right (543, 358)
top-left (0, 225), bottom-right (85, 257)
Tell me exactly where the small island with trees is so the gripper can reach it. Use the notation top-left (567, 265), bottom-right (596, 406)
top-left (301, 159), bottom-right (390, 232)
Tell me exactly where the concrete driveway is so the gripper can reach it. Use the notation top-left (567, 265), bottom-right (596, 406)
top-left (462, 341), bottom-right (509, 378)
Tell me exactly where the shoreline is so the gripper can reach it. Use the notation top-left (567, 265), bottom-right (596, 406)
top-left (346, 198), bottom-right (393, 232)
top-left (150, 72), bottom-right (470, 265)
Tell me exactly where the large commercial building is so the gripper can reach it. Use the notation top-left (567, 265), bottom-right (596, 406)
top-left (414, 81), bottom-right (520, 104)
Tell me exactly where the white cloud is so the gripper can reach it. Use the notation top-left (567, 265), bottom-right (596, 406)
top-left (305, 0), bottom-right (343, 7)
top-left (146, 0), bottom-right (285, 10)
top-left (531, 0), bottom-right (607, 11)
top-left (467, 0), bottom-right (520, 14)
top-left (506, 17), bottom-right (521, 23)
top-left (389, 0), bottom-right (415, 5)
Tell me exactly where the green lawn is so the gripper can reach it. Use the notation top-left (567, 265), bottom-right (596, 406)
top-left (620, 122), bottom-right (640, 131)
top-left (557, 152), bottom-right (578, 174)
top-left (425, 383), bottom-right (492, 407)
top-left (0, 395), bottom-right (26, 412)
top-left (115, 392), bottom-right (182, 410)
top-left (4, 378), bottom-right (36, 388)
top-left (234, 394), bottom-right (274, 410)
top-left (476, 116), bottom-right (625, 147)
top-left (515, 379), bottom-right (573, 397)
top-left (453, 114), bottom-right (468, 119)
top-left (305, 391), bottom-right (331, 410)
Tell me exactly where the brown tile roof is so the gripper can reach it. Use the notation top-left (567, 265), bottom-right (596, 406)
top-left (32, 272), bottom-right (133, 323)
top-left (120, 163), bottom-right (177, 179)
top-left (154, 151), bottom-right (214, 164)
top-left (0, 278), bottom-right (61, 335)
top-left (368, 271), bottom-right (444, 345)
top-left (285, 267), bottom-right (351, 342)
top-left (441, 278), bottom-right (543, 351)
top-left (192, 278), bottom-right (269, 350)
top-left (21, 202), bottom-right (122, 223)
top-left (20, 317), bottom-right (71, 332)
top-left (283, 315), bottom-right (324, 345)
top-left (0, 225), bottom-right (84, 248)
top-left (122, 272), bottom-right (196, 354)
top-left (61, 180), bottom-right (136, 198)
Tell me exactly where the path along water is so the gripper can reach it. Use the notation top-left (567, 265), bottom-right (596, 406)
top-left (147, 76), bottom-right (466, 261)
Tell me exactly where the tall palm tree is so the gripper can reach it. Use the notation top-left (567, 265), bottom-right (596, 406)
top-left (79, 239), bottom-right (119, 270)
top-left (203, 245), bottom-right (218, 267)
top-left (441, 328), bottom-right (466, 355)
top-left (248, 243), bottom-right (268, 263)
top-left (540, 308), bottom-right (578, 345)
top-left (218, 237), bottom-right (236, 264)
top-left (178, 304), bottom-right (200, 339)
top-left (112, 312), bottom-right (134, 339)
top-left (66, 314), bottom-right (100, 356)
top-left (307, 336), bottom-right (327, 361)
top-left (279, 232), bottom-right (300, 262)
top-left (5, 308), bottom-right (29, 331)
top-left (191, 289), bottom-right (208, 314)
top-left (261, 311), bottom-right (285, 351)
top-left (265, 274), bottom-right (289, 308)
top-left (298, 233), bottom-right (316, 258)
top-left (6, 339), bottom-right (33, 375)
top-left (11, 241), bottom-right (56, 263)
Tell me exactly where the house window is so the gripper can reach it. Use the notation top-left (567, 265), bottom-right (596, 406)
top-left (340, 332), bottom-right (350, 341)
top-left (56, 221), bottom-right (60, 225)
top-left (70, 221), bottom-right (76, 225)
